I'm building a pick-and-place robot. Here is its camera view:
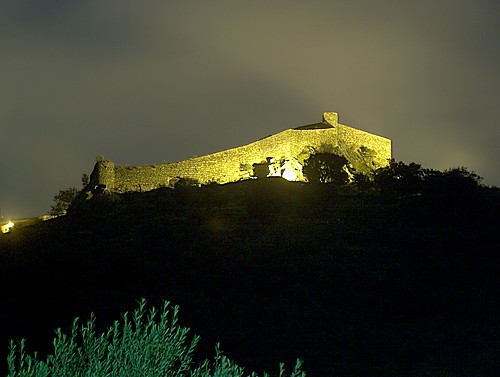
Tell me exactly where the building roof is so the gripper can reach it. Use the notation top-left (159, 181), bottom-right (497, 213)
top-left (293, 122), bottom-right (334, 130)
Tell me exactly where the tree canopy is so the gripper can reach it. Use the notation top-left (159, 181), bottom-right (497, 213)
top-left (302, 153), bottom-right (350, 185)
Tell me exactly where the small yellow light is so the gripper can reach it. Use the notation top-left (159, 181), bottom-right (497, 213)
top-left (1, 221), bottom-right (14, 234)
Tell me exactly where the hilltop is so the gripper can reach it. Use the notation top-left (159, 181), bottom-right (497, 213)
top-left (0, 168), bottom-right (498, 376)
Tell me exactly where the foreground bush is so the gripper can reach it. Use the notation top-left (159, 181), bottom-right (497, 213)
top-left (7, 299), bottom-right (305, 377)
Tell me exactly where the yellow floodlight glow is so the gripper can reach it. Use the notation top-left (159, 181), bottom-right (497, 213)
top-left (280, 159), bottom-right (302, 181)
top-left (282, 168), bottom-right (298, 181)
top-left (1, 221), bottom-right (14, 234)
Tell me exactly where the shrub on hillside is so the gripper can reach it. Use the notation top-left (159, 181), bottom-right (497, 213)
top-left (373, 159), bottom-right (425, 197)
top-left (373, 160), bottom-right (484, 198)
top-left (302, 153), bottom-right (350, 185)
top-left (50, 174), bottom-right (91, 216)
top-left (6, 299), bottom-right (305, 377)
top-left (49, 187), bottom-right (79, 216)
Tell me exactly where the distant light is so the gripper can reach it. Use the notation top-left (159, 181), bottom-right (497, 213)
top-left (38, 214), bottom-right (57, 221)
top-left (1, 221), bottom-right (14, 234)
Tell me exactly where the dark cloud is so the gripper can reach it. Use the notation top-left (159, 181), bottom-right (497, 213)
top-left (1, 0), bottom-right (499, 218)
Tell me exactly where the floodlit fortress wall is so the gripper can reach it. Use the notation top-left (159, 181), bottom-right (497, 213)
top-left (88, 112), bottom-right (391, 193)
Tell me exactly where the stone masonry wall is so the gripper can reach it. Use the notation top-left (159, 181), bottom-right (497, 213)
top-left (88, 112), bottom-right (391, 194)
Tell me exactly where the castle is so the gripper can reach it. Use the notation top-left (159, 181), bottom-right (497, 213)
top-left (87, 112), bottom-right (391, 194)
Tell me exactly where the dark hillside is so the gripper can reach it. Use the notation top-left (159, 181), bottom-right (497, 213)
top-left (0, 177), bottom-right (498, 376)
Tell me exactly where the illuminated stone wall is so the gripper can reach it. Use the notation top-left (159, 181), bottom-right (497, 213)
top-left (88, 112), bottom-right (391, 193)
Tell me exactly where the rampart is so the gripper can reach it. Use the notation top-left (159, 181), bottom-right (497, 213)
top-left (87, 112), bottom-right (391, 193)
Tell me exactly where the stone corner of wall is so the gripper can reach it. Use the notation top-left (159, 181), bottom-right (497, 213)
top-left (322, 112), bottom-right (339, 127)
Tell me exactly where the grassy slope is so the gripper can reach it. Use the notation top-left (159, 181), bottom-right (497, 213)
top-left (0, 179), bottom-right (498, 376)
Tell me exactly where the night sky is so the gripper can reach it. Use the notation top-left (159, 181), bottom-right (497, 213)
top-left (1, 0), bottom-right (499, 218)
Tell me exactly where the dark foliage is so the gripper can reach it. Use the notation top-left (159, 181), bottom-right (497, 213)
top-left (373, 159), bottom-right (425, 197)
top-left (1, 161), bottom-right (499, 376)
top-left (50, 174), bottom-right (90, 216)
top-left (302, 153), bottom-right (350, 184)
top-left (372, 160), bottom-right (484, 198)
top-left (49, 187), bottom-right (79, 216)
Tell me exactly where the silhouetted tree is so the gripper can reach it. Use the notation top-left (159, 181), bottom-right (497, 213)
top-left (49, 187), bottom-right (79, 216)
top-left (424, 167), bottom-right (482, 197)
top-left (49, 174), bottom-right (89, 216)
top-left (352, 172), bottom-right (374, 191)
top-left (303, 153), bottom-right (350, 185)
top-left (373, 159), bottom-right (425, 197)
top-left (81, 173), bottom-right (89, 188)
top-left (419, 167), bottom-right (485, 228)
top-left (171, 177), bottom-right (201, 211)
top-left (174, 177), bottom-right (200, 187)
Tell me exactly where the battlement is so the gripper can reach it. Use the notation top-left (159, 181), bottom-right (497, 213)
top-left (87, 112), bottom-right (391, 194)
